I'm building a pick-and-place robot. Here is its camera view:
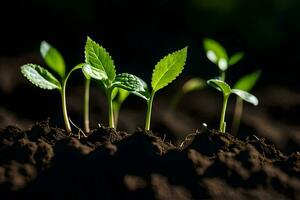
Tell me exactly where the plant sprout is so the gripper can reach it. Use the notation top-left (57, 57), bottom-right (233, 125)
top-left (21, 41), bottom-right (84, 134)
top-left (203, 38), bottom-right (244, 81)
top-left (82, 37), bottom-right (147, 129)
top-left (231, 70), bottom-right (261, 135)
top-left (130, 47), bottom-right (188, 130)
top-left (207, 79), bottom-right (258, 133)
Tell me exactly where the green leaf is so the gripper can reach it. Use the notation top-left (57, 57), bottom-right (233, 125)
top-left (21, 64), bottom-right (61, 90)
top-left (182, 78), bottom-right (206, 94)
top-left (233, 70), bottom-right (261, 92)
top-left (151, 47), bottom-right (187, 92)
top-left (113, 73), bottom-right (150, 100)
top-left (231, 89), bottom-right (259, 106)
top-left (203, 38), bottom-right (228, 71)
top-left (40, 41), bottom-right (66, 78)
top-left (82, 64), bottom-right (108, 81)
top-left (114, 88), bottom-right (130, 103)
top-left (207, 79), bottom-right (231, 96)
top-left (85, 37), bottom-right (116, 82)
top-left (228, 52), bottom-right (244, 66)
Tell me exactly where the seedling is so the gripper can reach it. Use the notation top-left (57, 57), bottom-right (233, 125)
top-left (203, 38), bottom-right (244, 81)
top-left (207, 79), bottom-right (258, 133)
top-left (171, 38), bottom-right (244, 111)
top-left (128, 47), bottom-right (188, 130)
top-left (231, 70), bottom-right (261, 135)
top-left (21, 41), bottom-right (84, 134)
top-left (82, 37), bottom-right (147, 129)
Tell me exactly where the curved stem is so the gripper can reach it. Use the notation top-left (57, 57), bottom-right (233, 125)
top-left (145, 91), bottom-right (155, 131)
top-left (61, 63), bottom-right (84, 133)
top-left (219, 94), bottom-right (229, 133)
top-left (231, 97), bottom-right (243, 136)
top-left (61, 87), bottom-right (72, 133)
top-left (220, 71), bottom-right (226, 81)
top-left (84, 78), bottom-right (91, 133)
top-left (107, 87), bottom-right (115, 128)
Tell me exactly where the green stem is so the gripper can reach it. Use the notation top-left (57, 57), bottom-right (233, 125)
top-left (145, 91), bottom-right (155, 131)
top-left (61, 86), bottom-right (72, 133)
top-left (107, 88), bottom-right (115, 128)
top-left (219, 94), bottom-right (229, 132)
top-left (231, 97), bottom-right (243, 136)
top-left (60, 63), bottom-right (84, 133)
top-left (84, 78), bottom-right (91, 133)
top-left (220, 71), bottom-right (226, 81)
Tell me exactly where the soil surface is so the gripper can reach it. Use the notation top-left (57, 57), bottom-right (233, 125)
top-left (0, 120), bottom-right (299, 200)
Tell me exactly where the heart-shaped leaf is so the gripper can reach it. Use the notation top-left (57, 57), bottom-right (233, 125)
top-left (40, 41), bottom-right (66, 78)
top-left (113, 73), bottom-right (150, 100)
top-left (85, 37), bottom-right (116, 82)
top-left (21, 64), bottom-right (61, 90)
top-left (231, 89), bottom-right (259, 106)
top-left (151, 47), bottom-right (187, 92)
top-left (82, 64), bottom-right (108, 81)
top-left (207, 79), bottom-right (231, 96)
top-left (228, 52), bottom-right (244, 66)
top-left (203, 38), bottom-right (228, 71)
top-left (234, 70), bottom-right (261, 92)
top-left (182, 78), bottom-right (206, 94)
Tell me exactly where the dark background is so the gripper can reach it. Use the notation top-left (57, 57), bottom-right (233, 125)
top-left (1, 0), bottom-right (300, 88)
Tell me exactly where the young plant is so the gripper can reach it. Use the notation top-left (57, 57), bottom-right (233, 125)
top-left (207, 79), bottom-right (258, 133)
top-left (203, 38), bottom-right (244, 81)
top-left (231, 70), bottom-right (261, 135)
top-left (130, 47), bottom-right (188, 130)
top-left (21, 41), bottom-right (84, 134)
top-left (82, 37), bottom-right (147, 129)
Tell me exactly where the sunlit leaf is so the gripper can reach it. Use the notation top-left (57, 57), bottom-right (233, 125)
top-left (228, 52), bottom-right (244, 66)
top-left (21, 64), bottom-right (61, 90)
top-left (151, 47), bottom-right (188, 92)
top-left (82, 64), bottom-right (108, 81)
top-left (233, 70), bottom-right (261, 92)
top-left (207, 79), bottom-right (231, 95)
top-left (40, 41), bottom-right (66, 78)
top-left (231, 89), bottom-right (258, 106)
top-left (203, 38), bottom-right (228, 71)
top-left (113, 73), bottom-right (150, 100)
top-left (85, 37), bottom-right (116, 82)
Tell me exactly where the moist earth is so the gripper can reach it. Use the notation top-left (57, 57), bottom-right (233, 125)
top-left (0, 120), bottom-right (299, 200)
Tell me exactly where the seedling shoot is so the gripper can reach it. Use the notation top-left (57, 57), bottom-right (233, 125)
top-left (207, 79), bottom-right (258, 133)
top-left (21, 41), bottom-right (85, 134)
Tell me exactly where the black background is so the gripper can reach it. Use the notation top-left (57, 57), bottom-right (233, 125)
top-left (1, 0), bottom-right (300, 88)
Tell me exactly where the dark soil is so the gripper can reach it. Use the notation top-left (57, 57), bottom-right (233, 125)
top-left (0, 120), bottom-right (299, 200)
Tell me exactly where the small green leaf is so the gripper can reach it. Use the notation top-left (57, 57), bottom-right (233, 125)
top-left (151, 47), bottom-right (187, 92)
top-left (182, 78), bottom-right (206, 94)
top-left (113, 73), bottom-right (150, 100)
top-left (203, 38), bottom-right (228, 71)
top-left (231, 89), bottom-right (259, 106)
top-left (85, 37), bottom-right (116, 82)
top-left (82, 64), bottom-right (108, 81)
top-left (233, 70), bottom-right (261, 92)
top-left (207, 79), bottom-right (231, 95)
top-left (21, 64), bottom-right (61, 90)
top-left (40, 41), bottom-right (66, 78)
top-left (228, 52), bottom-right (244, 66)
top-left (114, 88), bottom-right (130, 103)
